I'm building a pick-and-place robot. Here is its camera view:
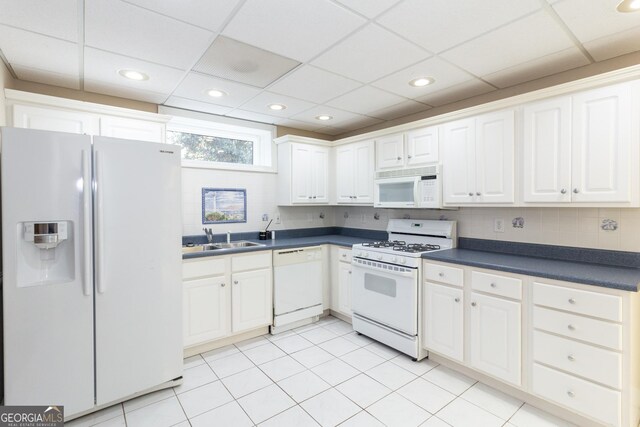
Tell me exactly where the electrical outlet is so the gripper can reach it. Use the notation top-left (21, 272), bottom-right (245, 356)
top-left (262, 214), bottom-right (269, 221)
top-left (494, 218), bottom-right (505, 233)
top-left (274, 213), bottom-right (281, 224)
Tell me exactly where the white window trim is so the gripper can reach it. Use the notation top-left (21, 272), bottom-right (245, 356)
top-left (162, 107), bottom-right (277, 173)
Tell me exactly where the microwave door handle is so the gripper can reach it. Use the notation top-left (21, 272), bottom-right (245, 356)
top-left (412, 177), bottom-right (420, 207)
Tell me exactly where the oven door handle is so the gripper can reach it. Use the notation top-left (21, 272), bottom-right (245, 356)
top-left (351, 260), bottom-right (417, 278)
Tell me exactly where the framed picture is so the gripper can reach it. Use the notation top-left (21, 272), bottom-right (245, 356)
top-left (202, 188), bottom-right (247, 224)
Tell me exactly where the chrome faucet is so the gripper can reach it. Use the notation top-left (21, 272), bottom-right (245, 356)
top-left (203, 228), bottom-right (213, 243)
top-left (227, 231), bottom-right (232, 244)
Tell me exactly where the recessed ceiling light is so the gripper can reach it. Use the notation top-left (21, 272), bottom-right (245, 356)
top-left (617, 0), bottom-right (640, 12)
top-left (409, 77), bottom-right (435, 87)
top-left (316, 115), bottom-right (333, 121)
top-left (268, 103), bottom-right (287, 111)
top-left (117, 69), bottom-right (149, 81)
top-left (207, 89), bottom-right (227, 98)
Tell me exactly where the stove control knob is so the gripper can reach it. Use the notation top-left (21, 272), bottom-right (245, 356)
top-left (364, 252), bottom-right (369, 258)
top-left (357, 251), bottom-right (363, 257)
top-left (391, 256), bottom-right (398, 263)
top-left (376, 254), bottom-right (383, 260)
top-left (399, 257), bottom-right (406, 264)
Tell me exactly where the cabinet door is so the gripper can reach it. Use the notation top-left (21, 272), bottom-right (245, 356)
top-left (442, 118), bottom-right (476, 204)
top-left (100, 116), bottom-right (165, 143)
top-left (13, 104), bottom-right (98, 134)
top-left (523, 97), bottom-right (572, 203)
top-left (571, 83), bottom-right (632, 202)
top-left (375, 134), bottom-right (405, 170)
top-left (353, 141), bottom-right (374, 203)
top-left (406, 126), bottom-right (439, 166)
top-left (312, 146), bottom-right (329, 203)
top-left (423, 282), bottom-right (463, 361)
top-left (335, 145), bottom-right (355, 203)
top-left (469, 292), bottom-right (521, 385)
top-left (475, 110), bottom-right (515, 203)
top-left (291, 144), bottom-right (313, 203)
top-left (232, 269), bottom-right (273, 333)
top-left (338, 262), bottom-right (352, 315)
top-left (183, 276), bottom-right (230, 347)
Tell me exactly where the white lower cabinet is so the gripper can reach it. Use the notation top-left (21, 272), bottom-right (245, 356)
top-left (422, 261), bottom-right (639, 427)
top-left (469, 292), bottom-right (521, 385)
top-left (182, 251), bottom-right (273, 350)
top-left (330, 246), bottom-right (353, 318)
top-left (424, 282), bottom-right (463, 361)
top-left (337, 262), bottom-right (352, 316)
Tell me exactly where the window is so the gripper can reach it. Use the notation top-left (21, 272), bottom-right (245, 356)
top-left (164, 110), bottom-right (276, 172)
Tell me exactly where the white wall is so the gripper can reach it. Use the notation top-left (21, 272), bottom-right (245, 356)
top-left (334, 206), bottom-right (640, 252)
top-left (181, 167), bottom-right (334, 235)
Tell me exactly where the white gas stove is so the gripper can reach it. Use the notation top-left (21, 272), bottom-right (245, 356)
top-left (350, 219), bottom-right (457, 360)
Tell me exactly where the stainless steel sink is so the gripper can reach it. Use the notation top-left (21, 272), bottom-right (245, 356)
top-left (182, 240), bottom-right (264, 253)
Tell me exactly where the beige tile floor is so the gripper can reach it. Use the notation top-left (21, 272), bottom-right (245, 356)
top-left (67, 316), bottom-right (577, 427)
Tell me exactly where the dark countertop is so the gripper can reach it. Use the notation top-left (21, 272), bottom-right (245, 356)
top-left (182, 234), bottom-right (378, 260)
top-left (422, 248), bottom-right (640, 292)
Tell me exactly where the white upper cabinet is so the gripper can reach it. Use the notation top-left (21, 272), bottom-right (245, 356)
top-left (100, 116), bottom-right (165, 143)
top-left (335, 140), bottom-right (374, 204)
top-left (277, 136), bottom-right (330, 205)
top-left (375, 126), bottom-right (439, 171)
top-left (523, 81), bottom-right (637, 205)
top-left (12, 104), bottom-right (99, 135)
top-left (443, 110), bottom-right (514, 205)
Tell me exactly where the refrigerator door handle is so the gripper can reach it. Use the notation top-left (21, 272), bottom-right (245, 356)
top-left (95, 150), bottom-right (106, 294)
top-left (82, 150), bottom-right (92, 296)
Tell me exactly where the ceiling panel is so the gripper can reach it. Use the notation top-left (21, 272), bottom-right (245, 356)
top-left (0, 25), bottom-right (78, 77)
top-left (172, 72), bottom-right (262, 108)
top-left (0, 0), bottom-right (78, 41)
top-left (268, 65), bottom-right (362, 104)
top-left (314, 126), bottom-right (349, 136)
top-left (312, 24), bottom-right (430, 83)
top-left (84, 80), bottom-right (169, 104)
top-left (121, 0), bottom-right (241, 32)
top-left (12, 65), bottom-right (79, 90)
top-left (333, 0), bottom-right (402, 19)
top-left (583, 25), bottom-right (640, 61)
top-left (416, 78), bottom-right (495, 107)
top-left (85, 0), bottom-right (214, 70)
top-left (483, 47), bottom-right (589, 88)
top-left (163, 96), bottom-right (234, 116)
top-left (441, 11), bottom-right (575, 77)
top-left (223, 0), bottom-right (366, 62)
top-left (367, 99), bottom-right (431, 120)
top-left (290, 105), bottom-right (363, 127)
top-left (377, 0), bottom-right (540, 53)
top-left (238, 91), bottom-right (316, 117)
top-left (339, 114), bottom-right (385, 130)
top-left (327, 85), bottom-right (406, 115)
top-left (193, 36), bottom-right (300, 88)
top-left (552, 0), bottom-right (640, 44)
top-left (371, 57), bottom-right (476, 99)
top-left (226, 109), bottom-right (284, 125)
top-left (84, 48), bottom-right (186, 94)
top-left (274, 118), bottom-right (326, 131)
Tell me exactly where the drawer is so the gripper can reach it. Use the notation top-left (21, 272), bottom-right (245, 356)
top-left (533, 306), bottom-right (622, 351)
top-left (232, 251), bottom-right (272, 272)
top-left (533, 330), bottom-right (621, 389)
top-left (533, 282), bottom-right (622, 322)
top-left (532, 363), bottom-right (620, 427)
top-left (424, 263), bottom-right (463, 287)
top-left (338, 248), bottom-right (352, 263)
top-left (183, 257), bottom-right (226, 280)
top-left (471, 270), bottom-right (522, 300)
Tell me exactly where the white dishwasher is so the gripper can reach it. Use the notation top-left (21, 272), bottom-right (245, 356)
top-left (272, 246), bottom-right (323, 333)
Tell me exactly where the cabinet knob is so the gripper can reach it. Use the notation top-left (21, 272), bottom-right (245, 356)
top-left (308, 196), bottom-right (312, 199)
top-left (476, 192), bottom-right (481, 196)
top-left (342, 254), bottom-right (347, 257)
top-left (313, 196), bottom-right (317, 199)
top-left (468, 192), bottom-right (473, 197)
top-left (221, 283), bottom-right (226, 287)
top-left (560, 188), bottom-right (567, 194)
top-left (438, 272), bottom-right (444, 277)
top-left (567, 324), bottom-right (576, 331)
top-left (234, 280), bottom-right (239, 285)
top-left (397, 156), bottom-right (402, 161)
top-left (454, 297), bottom-right (460, 303)
top-left (348, 270), bottom-right (352, 274)
top-left (567, 390), bottom-right (575, 398)
top-left (573, 188), bottom-right (579, 194)
top-left (471, 302), bottom-right (477, 307)
top-left (567, 354), bottom-right (575, 362)
top-left (490, 283), bottom-right (497, 288)
top-left (568, 298), bottom-right (576, 304)
top-left (407, 155), bottom-right (413, 159)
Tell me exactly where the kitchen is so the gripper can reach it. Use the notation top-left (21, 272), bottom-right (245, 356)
top-left (1, 1), bottom-right (640, 426)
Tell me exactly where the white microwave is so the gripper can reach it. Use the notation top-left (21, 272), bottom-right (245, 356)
top-left (374, 165), bottom-right (442, 208)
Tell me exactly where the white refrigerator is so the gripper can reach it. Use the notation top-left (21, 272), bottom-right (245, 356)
top-left (1, 127), bottom-right (183, 419)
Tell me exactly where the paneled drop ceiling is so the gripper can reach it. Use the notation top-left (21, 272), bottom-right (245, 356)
top-left (1, 0), bottom-right (639, 136)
